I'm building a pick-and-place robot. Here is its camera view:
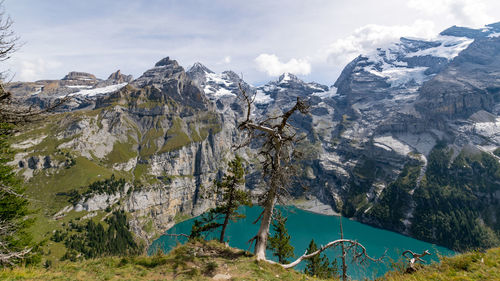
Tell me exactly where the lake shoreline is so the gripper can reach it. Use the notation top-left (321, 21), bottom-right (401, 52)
top-left (151, 205), bottom-right (455, 280)
top-left (161, 198), bottom-right (456, 256)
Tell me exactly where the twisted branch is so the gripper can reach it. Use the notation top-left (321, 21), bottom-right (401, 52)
top-left (402, 249), bottom-right (430, 272)
top-left (264, 238), bottom-right (384, 269)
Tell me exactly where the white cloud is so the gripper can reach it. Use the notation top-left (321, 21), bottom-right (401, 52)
top-left (11, 57), bottom-right (62, 81)
top-left (254, 54), bottom-right (311, 76)
top-left (324, 20), bottom-right (436, 66)
top-left (407, 0), bottom-right (493, 27)
top-left (6, 0), bottom-right (500, 85)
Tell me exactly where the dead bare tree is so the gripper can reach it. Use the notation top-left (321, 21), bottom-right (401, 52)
top-left (0, 1), bottom-right (18, 62)
top-left (0, 0), bottom-right (19, 82)
top-left (236, 85), bottom-right (383, 271)
top-left (236, 84), bottom-right (308, 261)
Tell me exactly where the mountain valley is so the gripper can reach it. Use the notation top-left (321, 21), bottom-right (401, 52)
top-left (6, 22), bottom-right (500, 261)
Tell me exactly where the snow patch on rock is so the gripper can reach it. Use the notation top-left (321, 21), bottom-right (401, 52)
top-left (406, 36), bottom-right (474, 60)
top-left (396, 133), bottom-right (436, 156)
top-left (374, 136), bottom-right (412, 156)
top-left (69, 83), bottom-right (127, 97)
top-left (254, 90), bottom-right (273, 104)
top-left (473, 117), bottom-right (500, 143)
top-left (312, 87), bottom-right (337, 98)
top-left (363, 35), bottom-right (473, 89)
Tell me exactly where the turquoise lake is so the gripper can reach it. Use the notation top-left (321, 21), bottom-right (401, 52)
top-left (149, 206), bottom-right (454, 280)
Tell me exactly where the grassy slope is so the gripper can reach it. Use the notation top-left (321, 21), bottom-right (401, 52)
top-left (0, 241), bottom-right (334, 281)
top-left (380, 247), bottom-right (500, 281)
top-left (9, 112), bottom-right (122, 261)
top-left (7, 105), bottom-right (222, 262)
top-left (4, 244), bottom-right (500, 280)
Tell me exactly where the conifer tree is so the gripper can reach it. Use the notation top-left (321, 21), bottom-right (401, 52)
top-left (0, 125), bottom-right (35, 265)
top-left (105, 211), bottom-right (139, 256)
top-left (267, 210), bottom-right (294, 264)
top-left (304, 239), bottom-right (338, 278)
top-left (62, 211), bottom-right (140, 259)
top-left (190, 155), bottom-right (251, 242)
top-left (0, 1), bottom-right (40, 265)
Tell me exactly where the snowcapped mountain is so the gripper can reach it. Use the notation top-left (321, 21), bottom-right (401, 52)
top-left (322, 22), bottom-right (500, 251)
top-left (187, 63), bottom-right (242, 100)
top-left (255, 72), bottom-right (329, 105)
top-left (360, 35), bottom-right (472, 89)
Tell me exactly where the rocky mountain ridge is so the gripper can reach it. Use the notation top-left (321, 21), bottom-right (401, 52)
top-left (7, 22), bottom-right (500, 253)
top-left (6, 69), bottom-right (132, 111)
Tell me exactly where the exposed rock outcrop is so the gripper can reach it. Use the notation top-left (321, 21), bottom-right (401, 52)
top-left (106, 70), bottom-right (133, 84)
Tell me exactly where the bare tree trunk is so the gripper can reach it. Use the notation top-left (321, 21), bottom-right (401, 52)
top-left (219, 188), bottom-right (235, 243)
top-left (236, 86), bottom-right (308, 261)
top-left (254, 187), bottom-right (277, 260)
top-left (254, 141), bottom-right (282, 260)
top-left (220, 214), bottom-right (230, 243)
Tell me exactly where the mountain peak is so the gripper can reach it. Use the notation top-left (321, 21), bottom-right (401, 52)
top-left (188, 62), bottom-right (214, 74)
top-left (439, 25), bottom-right (483, 38)
top-left (62, 71), bottom-right (97, 81)
top-left (486, 22), bottom-right (500, 31)
top-left (439, 22), bottom-right (500, 39)
top-left (278, 72), bottom-right (299, 83)
top-left (154, 57), bottom-right (179, 67)
top-left (107, 70), bottom-right (133, 83)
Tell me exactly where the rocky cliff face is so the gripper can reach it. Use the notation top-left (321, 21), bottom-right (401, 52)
top-left (319, 23), bottom-right (500, 250)
top-left (8, 22), bottom-right (500, 250)
top-left (9, 57), bottom-right (248, 243)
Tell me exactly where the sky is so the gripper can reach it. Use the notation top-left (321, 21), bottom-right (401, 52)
top-left (3, 0), bottom-right (500, 85)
